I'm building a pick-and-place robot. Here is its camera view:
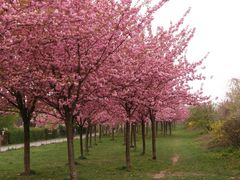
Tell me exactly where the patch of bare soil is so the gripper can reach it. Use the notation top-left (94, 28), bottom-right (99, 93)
top-left (153, 171), bottom-right (167, 179)
top-left (153, 171), bottom-right (216, 179)
top-left (171, 154), bottom-right (179, 165)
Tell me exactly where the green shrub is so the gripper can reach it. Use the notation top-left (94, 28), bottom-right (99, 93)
top-left (8, 128), bottom-right (24, 144)
top-left (0, 114), bottom-right (19, 130)
top-left (8, 128), bottom-right (61, 144)
top-left (186, 104), bottom-right (217, 130)
top-left (30, 128), bottom-right (46, 142)
top-left (209, 120), bottom-right (225, 142)
top-left (222, 117), bottom-right (240, 147)
top-left (45, 129), bottom-right (59, 139)
top-left (58, 125), bottom-right (66, 137)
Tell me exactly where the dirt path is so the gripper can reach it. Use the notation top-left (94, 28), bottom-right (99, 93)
top-left (153, 154), bottom-right (179, 179)
top-left (153, 171), bottom-right (215, 179)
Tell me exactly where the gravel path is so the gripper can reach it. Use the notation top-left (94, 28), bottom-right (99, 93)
top-left (0, 135), bottom-right (84, 153)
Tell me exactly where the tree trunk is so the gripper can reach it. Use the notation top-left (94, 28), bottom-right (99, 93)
top-left (149, 110), bottom-right (157, 160)
top-left (79, 125), bottom-right (84, 159)
top-left (125, 121), bottom-right (131, 170)
top-left (133, 123), bottom-right (137, 150)
top-left (166, 121), bottom-right (168, 135)
top-left (163, 121), bottom-right (167, 136)
top-left (111, 128), bottom-right (115, 141)
top-left (23, 118), bottom-right (31, 175)
top-left (123, 124), bottom-right (126, 145)
top-left (65, 119), bottom-right (77, 180)
top-left (99, 125), bottom-right (102, 143)
top-left (160, 122), bottom-right (163, 134)
top-left (169, 122), bottom-right (172, 136)
top-left (104, 126), bottom-right (108, 136)
top-left (94, 125), bottom-right (97, 145)
top-left (130, 123), bottom-right (134, 148)
top-left (89, 126), bottom-right (92, 148)
top-left (156, 121), bottom-right (158, 137)
top-left (85, 126), bottom-right (89, 153)
top-left (141, 119), bottom-right (146, 155)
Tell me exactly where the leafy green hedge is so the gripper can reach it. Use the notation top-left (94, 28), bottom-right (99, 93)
top-left (0, 114), bottom-right (19, 130)
top-left (7, 128), bottom-right (62, 144)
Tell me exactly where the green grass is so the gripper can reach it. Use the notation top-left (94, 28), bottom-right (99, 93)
top-left (0, 126), bottom-right (240, 179)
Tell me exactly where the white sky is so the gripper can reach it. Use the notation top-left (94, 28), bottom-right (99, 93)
top-left (152, 0), bottom-right (240, 102)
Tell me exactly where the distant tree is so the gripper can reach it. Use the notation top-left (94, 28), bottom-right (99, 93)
top-left (222, 78), bottom-right (240, 119)
top-left (186, 104), bottom-right (216, 130)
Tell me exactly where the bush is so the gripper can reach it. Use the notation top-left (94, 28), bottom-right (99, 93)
top-left (31, 128), bottom-right (46, 142)
top-left (8, 128), bottom-right (24, 144)
top-left (0, 114), bottom-right (19, 130)
top-left (209, 120), bottom-right (225, 142)
top-left (222, 118), bottom-right (240, 147)
top-left (8, 128), bottom-right (61, 144)
top-left (58, 125), bottom-right (66, 137)
top-left (186, 104), bottom-right (217, 130)
top-left (45, 129), bottom-right (59, 139)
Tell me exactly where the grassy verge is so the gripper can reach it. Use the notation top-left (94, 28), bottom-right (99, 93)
top-left (0, 125), bottom-right (240, 179)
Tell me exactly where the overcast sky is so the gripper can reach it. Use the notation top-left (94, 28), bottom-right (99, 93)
top-left (151, 0), bottom-right (240, 102)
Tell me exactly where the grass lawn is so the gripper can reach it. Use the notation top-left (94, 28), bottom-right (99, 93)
top-left (0, 125), bottom-right (240, 179)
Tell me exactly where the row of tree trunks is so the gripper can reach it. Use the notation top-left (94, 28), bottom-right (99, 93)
top-left (159, 121), bottom-right (173, 136)
top-left (78, 118), bottom-right (175, 177)
top-left (111, 128), bottom-right (115, 141)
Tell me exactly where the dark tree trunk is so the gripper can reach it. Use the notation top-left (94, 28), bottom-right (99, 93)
top-left (111, 128), bottom-right (115, 141)
top-left (156, 122), bottom-right (158, 136)
top-left (23, 118), bottom-right (31, 175)
top-left (79, 125), bottom-right (85, 159)
top-left (151, 119), bottom-right (157, 160)
top-left (160, 122), bottom-right (163, 134)
top-left (99, 125), bottom-right (102, 143)
top-left (130, 123), bottom-right (134, 148)
top-left (163, 121), bottom-right (167, 136)
top-left (65, 118), bottom-right (77, 180)
top-left (125, 121), bottom-right (131, 170)
top-left (149, 109), bottom-right (157, 160)
top-left (104, 126), bottom-right (108, 136)
top-left (166, 121), bottom-right (168, 135)
top-left (141, 119), bottom-right (146, 155)
top-left (123, 124), bottom-right (126, 145)
top-left (133, 123), bottom-right (137, 150)
top-left (89, 126), bottom-right (92, 148)
top-left (169, 122), bottom-right (172, 136)
top-left (85, 126), bottom-right (89, 153)
top-left (94, 125), bottom-right (97, 145)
